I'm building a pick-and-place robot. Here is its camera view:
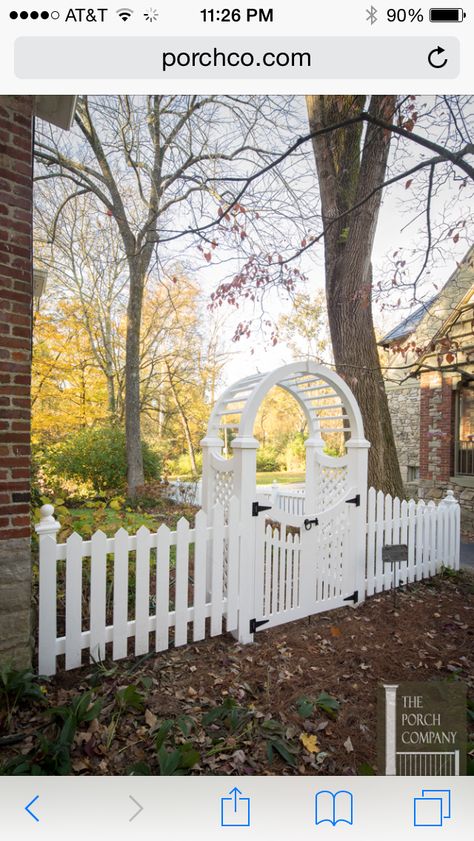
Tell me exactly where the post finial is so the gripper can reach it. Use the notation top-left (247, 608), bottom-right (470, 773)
top-left (35, 504), bottom-right (60, 536)
top-left (443, 489), bottom-right (457, 506)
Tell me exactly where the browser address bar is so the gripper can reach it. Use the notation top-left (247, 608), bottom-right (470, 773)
top-left (15, 36), bottom-right (460, 80)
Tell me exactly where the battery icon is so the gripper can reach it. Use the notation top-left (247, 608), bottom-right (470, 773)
top-left (429, 8), bottom-right (466, 20)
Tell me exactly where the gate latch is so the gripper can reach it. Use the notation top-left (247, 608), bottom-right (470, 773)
top-left (304, 517), bottom-right (319, 530)
top-left (252, 501), bottom-right (272, 517)
top-left (250, 618), bottom-right (270, 633)
top-left (346, 494), bottom-right (360, 507)
top-left (343, 590), bottom-right (359, 604)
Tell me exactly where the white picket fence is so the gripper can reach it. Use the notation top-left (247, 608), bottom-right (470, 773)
top-left (364, 488), bottom-right (460, 595)
top-left (259, 482), bottom-right (306, 516)
top-left (36, 498), bottom-right (240, 676)
top-left (36, 487), bottom-right (460, 676)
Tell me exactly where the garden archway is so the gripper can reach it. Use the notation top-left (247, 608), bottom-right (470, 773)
top-left (201, 361), bottom-right (370, 642)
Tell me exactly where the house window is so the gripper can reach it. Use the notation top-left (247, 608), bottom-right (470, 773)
top-left (456, 383), bottom-right (474, 476)
top-left (407, 465), bottom-right (420, 482)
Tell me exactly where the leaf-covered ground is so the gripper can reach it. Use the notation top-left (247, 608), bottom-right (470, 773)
top-left (1, 570), bottom-right (473, 776)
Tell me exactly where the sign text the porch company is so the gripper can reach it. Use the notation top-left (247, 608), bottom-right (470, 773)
top-left (378, 682), bottom-right (466, 775)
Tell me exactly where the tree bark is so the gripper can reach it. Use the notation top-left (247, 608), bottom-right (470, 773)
top-left (166, 361), bottom-right (198, 474)
top-left (306, 95), bottom-right (404, 496)
top-left (125, 260), bottom-right (146, 492)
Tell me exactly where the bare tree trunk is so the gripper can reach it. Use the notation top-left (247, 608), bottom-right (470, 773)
top-left (166, 362), bottom-right (198, 474)
top-left (125, 261), bottom-right (145, 492)
top-left (306, 94), bottom-right (403, 496)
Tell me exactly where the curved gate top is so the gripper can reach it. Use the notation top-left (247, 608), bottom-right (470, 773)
top-left (205, 360), bottom-right (366, 443)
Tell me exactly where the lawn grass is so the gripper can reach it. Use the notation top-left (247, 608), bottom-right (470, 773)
top-left (256, 471), bottom-right (305, 485)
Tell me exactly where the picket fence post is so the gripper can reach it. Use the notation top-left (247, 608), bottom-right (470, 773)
top-left (35, 504), bottom-right (60, 676)
top-left (438, 489), bottom-right (461, 570)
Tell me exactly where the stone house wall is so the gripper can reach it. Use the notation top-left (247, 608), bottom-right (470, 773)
top-left (385, 381), bottom-right (420, 482)
top-left (0, 95), bottom-right (35, 667)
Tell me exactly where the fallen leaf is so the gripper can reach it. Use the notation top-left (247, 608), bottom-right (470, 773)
top-left (145, 708), bottom-right (158, 729)
top-left (344, 736), bottom-right (354, 753)
top-left (300, 733), bottom-right (320, 754)
top-left (330, 626), bottom-right (342, 638)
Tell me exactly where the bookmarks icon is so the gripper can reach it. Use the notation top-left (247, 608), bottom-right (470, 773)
top-left (315, 790), bottom-right (354, 826)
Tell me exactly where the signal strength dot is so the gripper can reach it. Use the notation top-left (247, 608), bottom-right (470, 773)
top-left (116, 7), bottom-right (133, 21)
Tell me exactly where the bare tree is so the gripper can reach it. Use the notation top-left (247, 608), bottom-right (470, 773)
top-left (35, 95), bottom-right (309, 494)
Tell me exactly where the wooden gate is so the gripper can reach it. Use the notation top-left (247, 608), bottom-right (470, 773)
top-left (251, 486), bottom-right (360, 633)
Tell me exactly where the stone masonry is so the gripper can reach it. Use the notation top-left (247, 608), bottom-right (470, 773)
top-left (0, 95), bottom-right (35, 667)
top-left (385, 381), bottom-right (420, 482)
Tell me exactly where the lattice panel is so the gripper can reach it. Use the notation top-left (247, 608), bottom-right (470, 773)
top-left (213, 470), bottom-right (234, 596)
top-left (213, 469), bottom-right (234, 515)
top-left (314, 506), bottom-right (349, 603)
top-left (315, 464), bottom-right (348, 509)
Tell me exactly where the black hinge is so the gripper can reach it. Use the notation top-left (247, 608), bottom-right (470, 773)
top-left (343, 590), bottom-right (359, 604)
top-left (346, 494), bottom-right (360, 507)
top-left (250, 618), bottom-right (270, 633)
top-left (252, 501), bottom-right (272, 517)
top-left (303, 517), bottom-right (319, 530)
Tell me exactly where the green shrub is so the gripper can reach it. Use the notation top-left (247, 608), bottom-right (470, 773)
top-left (169, 451), bottom-right (202, 478)
top-left (44, 426), bottom-right (161, 493)
top-left (256, 446), bottom-right (283, 472)
top-left (285, 431), bottom-right (307, 471)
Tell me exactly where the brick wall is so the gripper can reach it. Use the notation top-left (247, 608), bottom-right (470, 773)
top-left (419, 371), bottom-right (455, 483)
top-left (0, 95), bottom-right (35, 667)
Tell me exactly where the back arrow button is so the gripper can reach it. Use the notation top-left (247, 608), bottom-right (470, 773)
top-left (428, 46), bottom-right (448, 68)
top-left (25, 795), bottom-right (40, 822)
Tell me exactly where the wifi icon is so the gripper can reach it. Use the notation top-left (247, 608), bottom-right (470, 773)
top-left (116, 7), bottom-right (134, 21)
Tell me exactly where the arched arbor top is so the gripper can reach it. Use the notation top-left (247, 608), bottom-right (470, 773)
top-left (205, 361), bottom-right (366, 444)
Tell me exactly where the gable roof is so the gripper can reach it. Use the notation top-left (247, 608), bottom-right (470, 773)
top-left (379, 245), bottom-right (474, 349)
top-left (380, 298), bottom-right (437, 346)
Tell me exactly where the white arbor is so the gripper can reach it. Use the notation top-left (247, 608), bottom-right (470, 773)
top-left (201, 361), bottom-right (370, 642)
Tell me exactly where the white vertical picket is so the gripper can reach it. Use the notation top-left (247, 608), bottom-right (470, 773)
top-left (407, 499), bottom-right (416, 582)
top-left (278, 524), bottom-right (286, 611)
top-left (422, 500), bottom-right (431, 577)
top-left (155, 524), bottom-right (171, 652)
top-left (294, 532), bottom-right (301, 608)
top-left (135, 526), bottom-right (151, 656)
top-left (454, 502), bottom-right (461, 570)
top-left (225, 496), bottom-right (240, 633)
top-left (392, 496), bottom-right (401, 543)
top-left (264, 524), bottom-right (272, 614)
top-left (38, 535), bottom-right (58, 676)
top-left (193, 509), bottom-right (208, 641)
top-left (383, 494), bottom-right (393, 589)
top-left (284, 533), bottom-right (293, 612)
top-left (210, 502), bottom-right (224, 636)
top-left (271, 527), bottom-right (279, 611)
top-left (90, 529), bottom-right (107, 663)
top-left (112, 528), bottom-right (129, 660)
top-left (415, 500), bottom-right (425, 581)
top-left (65, 532), bottom-right (83, 670)
top-left (174, 517), bottom-right (190, 647)
top-left (400, 500), bottom-right (408, 547)
top-left (448, 503), bottom-right (457, 569)
top-left (374, 490), bottom-right (385, 592)
top-left (285, 532), bottom-right (293, 609)
top-left (366, 487), bottom-right (376, 596)
top-left (427, 501), bottom-right (437, 577)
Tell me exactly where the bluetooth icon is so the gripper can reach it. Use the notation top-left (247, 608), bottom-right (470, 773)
top-left (366, 5), bottom-right (378, 25)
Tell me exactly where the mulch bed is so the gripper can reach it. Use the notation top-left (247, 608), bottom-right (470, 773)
top-left (2, 570), bottom-right (473, 776)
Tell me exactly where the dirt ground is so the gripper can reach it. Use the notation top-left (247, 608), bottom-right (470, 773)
top-left (2, 569), bottom-right (473, 776)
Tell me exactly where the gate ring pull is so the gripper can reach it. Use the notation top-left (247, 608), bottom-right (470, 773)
top-left (304, 517), bottom-right (319, 530)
